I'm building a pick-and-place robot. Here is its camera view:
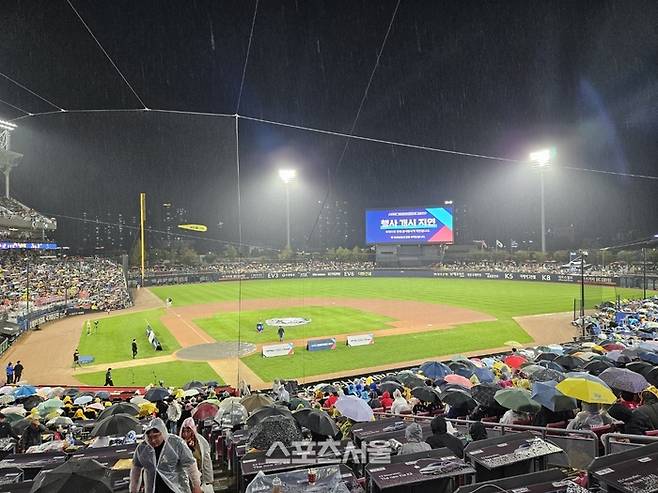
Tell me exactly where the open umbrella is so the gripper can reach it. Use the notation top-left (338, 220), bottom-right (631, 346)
top-left (378, 381), bottom-right (403, 394)
top-left (335, 396), bottom-right (374, 422)
top-left (530, 368), bottom-right (565, 383)
top-left (419, 361), bottom-right (452, 380)
top-left (536, 353), bottom-right (559, 362)
top-left (94, 391), bottom-right (111, 400)
top-left (473, 367), bottom-right (495, 383)
top-left (36, 398), bottom-right (64, 416)
top-left (46, 416), bottom-right (74, 428)
top-left (646, 368), bottom-right (658, 387)
top-left (182, 381), bottom-right (204, 391)
top-left (494, 388), bottom-right (540, 412)
top-left (396, 372), bottom-right (425, 389)
top-left (554, 355), bottom-right (585, 370)
top-left (247, 415), bottom-right (301, 450)
top-left (14, 385), bottom-right (37, 398)
top-left (87, 403), bottom-right (105, 412)
top-left (537, 360), bottom-right (565, 372)
top-left (440, 389), bottom-right (476, 410)
top-left (315, 383), bottom-right (339, 394)
top-left (192, 401), bottom-right (220, 421)
top-left (11, 418), bottom-right (32, 434)
top-left (245, 405), bottom-right (293, 427)
top-left (2, 413), bottom-right (23, 424)
top-left (583, 360), bottom-right (614, 376)
top-left (218, 397), bottom-right (242, 409)
top-left (293, 409), bottom-right (339, 437)
top-left (638, 352), bottom-right (658, 364)
top-left (30, 458), bottom-right (112, 493)
top-left (504, 355), bottom-right (527, 369)
top-left (0, 394), bottom-right (15, 405)
top-left (411, 386), bottom-right (441, 404)
top-left (62, 388), bottom-right (80, 398)
top-left (144, 388), bottom-right (170, 402)
top-left (443, 374), bottom-right (473, 389)
top-left (531, 381), bottom-right (577, 412)
top-left (471, 383), bottom-right (499, 407)
top-left (98, 402), bottom-right (139, 420)
top-left (0, 386), bottom-right (14, 395)
top-left (289, 397), bottom-right (311, 410)
top-left (453, 366), bottom-right (475, 378)
top-left (74, 396), bottom-right (93, 406)
top-left (625, 361), bottom-right (655, 377)
top-left (183, 389), bottom-right (199, 397)
top-left (215, 402), bottom-right (248, 426)
top-left (241, 394), bottom-right (274, 413)
top-left (599, 367), bottom-right (649, 393)
top-left (556, 377), bottom-right (616, 404)
top-left (20, 395), bottom-right (44, 412)
top-left (602, 343), bottom-right (626, 351)
top-left (91, 413), bottom-right (142, 437)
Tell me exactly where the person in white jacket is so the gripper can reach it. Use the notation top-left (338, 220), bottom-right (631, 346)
top-left (391, 389), bottom-right (412, 415)
top-left (130, 418), bottom-right (201, 493)
top-left (167, 398), bottom-right (183, 435)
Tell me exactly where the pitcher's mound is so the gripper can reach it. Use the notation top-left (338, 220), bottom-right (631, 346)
top-left (177, 342), bottom-right (257, 360)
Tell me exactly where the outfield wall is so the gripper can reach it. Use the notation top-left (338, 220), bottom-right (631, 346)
top-left (134, 268), bottom-right (654, 287)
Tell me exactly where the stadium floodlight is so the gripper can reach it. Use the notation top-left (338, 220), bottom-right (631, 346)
top-left (278, 169), bottom-right (296, 250)
top-left (0, 120), bottom-right (17, 131)
top-left (278, 168), bottom-right (296, 184)
top-left (529, 147), bottom-right (556, 254)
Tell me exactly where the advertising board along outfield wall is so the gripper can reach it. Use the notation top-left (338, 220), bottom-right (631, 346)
top-left (307, 338), bottom-right (337, 352)
top-left (138, 268), bottom-right (630, 287)
top-left (347, 334), bottom-right (375, 347)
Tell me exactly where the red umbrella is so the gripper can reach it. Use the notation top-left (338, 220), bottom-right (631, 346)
top-left (602, 343), bottom-right (625, 351)
top-left (444, 374), bottom-right (473, 389)
top-left (504, 354), bottom-right (527, 369)
top-left (192, 402), bottom-right (219, 421)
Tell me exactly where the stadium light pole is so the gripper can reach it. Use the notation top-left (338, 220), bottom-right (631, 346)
top-left (278, 169), bottom-right (296, 250)
top-left (529, 148), bottom-right (555, 255)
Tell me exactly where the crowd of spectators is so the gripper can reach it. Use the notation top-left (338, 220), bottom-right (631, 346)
top-left (0, 197), bottom-right (56, 230)
top-left (131, 259), bottom-right (376, 278)
top-left (0, 254), bottom-right (131, 316)
top-left (434, 260), bottom-right (656, 276)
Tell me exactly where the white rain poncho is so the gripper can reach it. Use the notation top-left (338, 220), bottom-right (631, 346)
top-left (130, 418), bottom-right (201, 493)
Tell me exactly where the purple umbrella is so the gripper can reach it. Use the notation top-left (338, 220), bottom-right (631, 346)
top-left (599, 367), bottom-right (649, 393)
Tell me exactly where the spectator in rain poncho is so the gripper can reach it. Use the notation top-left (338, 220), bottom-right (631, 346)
top-left (379, 391), bottom-right (393, 410)
top-left (391, 389), bottom-right (412, 415)
top-left (130, 417), bottom-right (202, 493)
top-left (276, 386), bottom-right (290, 404)
top-left (567, 403), bottom-right (615, 431)
top-left (180, 417), bottom-right (213, 493)
top-left (397, 422), bottom-right (431, 455)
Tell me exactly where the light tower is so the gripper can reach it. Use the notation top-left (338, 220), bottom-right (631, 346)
top-left (0, 120), bottom-right (21, 198)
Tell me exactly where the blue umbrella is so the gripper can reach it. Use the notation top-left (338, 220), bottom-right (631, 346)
top-left (453, 366), bottom-right (475, 378)
top-left (538, 360), bottom-right (565, 372)
top-left (638, 352), bottom-right (658, 364)
top-left (14, 385), bottom-right (37, 398)
top-left (419, 361), bottom-right (452, 380)
top-left (481, 357), bottom-right (496, 367)
top-left (474, 367), bottom-right (495, 383)
top-left (531, 380), bottom-right (577, 412)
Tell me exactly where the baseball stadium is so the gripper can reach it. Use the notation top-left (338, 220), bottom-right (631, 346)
top-left (1, 2), bottom-right (658, 493)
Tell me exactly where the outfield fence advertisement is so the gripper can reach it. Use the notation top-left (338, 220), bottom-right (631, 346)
top-left (365, 206), bottom-right (454, 245)
top-left (262, 343), bottom-right (295, 358)
top-left (307, 338), bottom-right (337, 352)
top-left (347, 334), bottom-right (374, 347)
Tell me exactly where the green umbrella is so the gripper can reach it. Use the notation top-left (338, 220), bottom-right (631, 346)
top-left (2, 412), bottom-right (23, 424)
top-left (36, 398), bottom-right (65, 416)
top-left (494, 388), bottom-right (541, 413)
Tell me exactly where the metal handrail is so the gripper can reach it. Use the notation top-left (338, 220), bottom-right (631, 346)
top-left (601, 433), bottom-right (658, 455)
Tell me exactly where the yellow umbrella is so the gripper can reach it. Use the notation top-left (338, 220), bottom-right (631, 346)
top-left (556, 378), bottom-right (616, 404)
top-left (173, 389), bottom-right (185, 399)
top-left (139, 402), bottom-right (157, 417)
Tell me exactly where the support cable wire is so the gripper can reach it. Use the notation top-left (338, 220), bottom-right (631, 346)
top-left (305, 0), bottom-right (402, 246)
top-left (66, 0), bottom-right (148, 109)
top-left (0, 72), bottom-right (64, 111)
top-left (236, 0), bottom-right (259, 114)
top-left (0, 98), bottom-right (31, 115)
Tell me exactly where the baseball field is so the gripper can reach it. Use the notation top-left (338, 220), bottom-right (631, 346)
top-left (58, 277), bottom-right (648, 388)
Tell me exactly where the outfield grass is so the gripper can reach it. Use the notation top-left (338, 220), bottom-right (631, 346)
top-left (241, 319), bottom-right (533, 381)
top-left (195, 306), bottom-right (396, 343)
top-left (76, 309), bottom-right (180, 365)
top-left (76, 361), bottom-right (222, 388)
top-left (150, 277), bottom-right (645, 319)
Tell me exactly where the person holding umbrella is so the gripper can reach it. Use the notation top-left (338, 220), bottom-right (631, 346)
top-left (130, 417), bottom-right (202, 493)
top-left (180, 418), bottom-right (213, 493)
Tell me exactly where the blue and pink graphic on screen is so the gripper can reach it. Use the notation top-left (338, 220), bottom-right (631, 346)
top-left (365, 207), bottom-right (453, 244)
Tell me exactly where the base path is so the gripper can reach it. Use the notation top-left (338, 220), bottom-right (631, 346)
top-left (0, 288), bottom-right (164, 386)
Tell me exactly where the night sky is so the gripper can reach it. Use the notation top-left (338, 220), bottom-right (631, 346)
top-left (1, 0), bottom-right (656, 251)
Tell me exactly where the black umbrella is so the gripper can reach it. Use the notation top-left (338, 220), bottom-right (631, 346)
top-left (293, 409), bottom-right (339, 437)
top-left (94, 391), bottom-right (110, 400)
top-left (554, 355), bottom-right (585, 370)
top-left (144, 388), bottom-right (170, 402)
top-left (245, 405), bottom-right (293, 428)
top-left (30, 458), bottom-right (112, 493)
top-left (396, 372), bottom-right (425, 389)
top-left (646, 368), bottom-right (658, 387)
top-left (247, 415), bottom-right (302, 450)
top-left (626, 361), bottom-right (655, 377)
top-left (379, 381), bottom-right (403, 394)
top-left (530, 368), bottom-right (565, 382)
top-left (98, 403), bottom-right (139, 420)
top-left (583, 360), bottom-right (614, 376)
top-left (411, 386), bottom-right (441, 404)
top-left (75, 392), bottom-right (95, 399)
top-left (470, 384), bottom-right (499, 407)
top-left (182, 381), bottom-right (204, 390)
top-left (379, 375), bottom-right (402, 384)
top-left (11, 418), bottom-right (32, 434)
top-left (440, 390), bottom-right (476, 409)
top-left (91, 413), bottom-right (141, 437)
top-left (536, 353), bottom-right (559, 362)
top-left (316, 384), bottom-right (338, 394)
top-left (205, 380), bottom-right (220, 387)
top-left (289, 397), bottom-right (311, 410)
top-left (62, 388), bottom-right (80, 398)
top-left (20, 395), bottom-right (44, 412)
top-left (537, 360), bottom-right (565, 371)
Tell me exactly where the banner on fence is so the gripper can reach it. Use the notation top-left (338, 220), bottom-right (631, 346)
top-left (347, 334), bottom-right (374, 347)
top-left (262, 343), bottom-right (294, 358)
top-left (307, 338), bottom-right (337, 352)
